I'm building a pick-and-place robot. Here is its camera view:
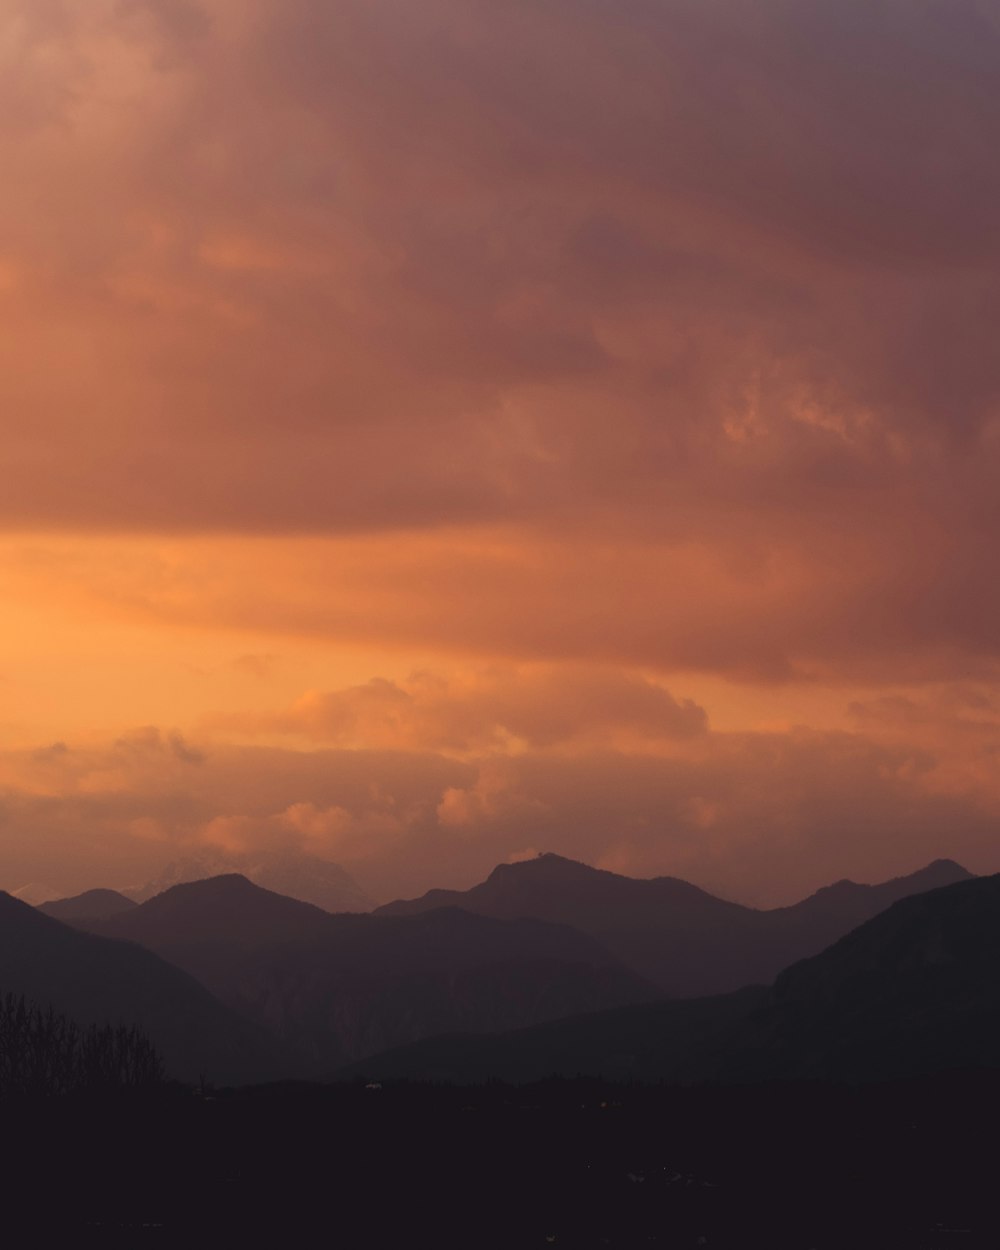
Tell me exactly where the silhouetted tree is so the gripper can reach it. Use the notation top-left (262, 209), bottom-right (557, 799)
top-left (0, 994), bottom-right (164, 1099)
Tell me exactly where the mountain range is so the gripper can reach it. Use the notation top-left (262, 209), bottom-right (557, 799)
top-left (377, 852), bottom-right (973, 994)
top-left (70, 874), bottom-right (657, 1072)
top-left (24, 852), bottom-right (991, 1087)
top-left (345, 871), bottom-right (1000, 1085)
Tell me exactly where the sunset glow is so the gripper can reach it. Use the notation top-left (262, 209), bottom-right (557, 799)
top-left (3, 0), bottom-right (1000, 904)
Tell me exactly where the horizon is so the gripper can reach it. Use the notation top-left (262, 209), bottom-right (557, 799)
top-left (3, 0), bottom-right (1000, 907)
top-left (7, 846), bottom-right (977, 913)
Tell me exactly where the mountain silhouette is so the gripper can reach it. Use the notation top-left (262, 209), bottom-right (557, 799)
top-left (348, 871), bottom-right (1000, 1085)
top-left (765, 857), bottom-right (974, 961)
top-left (0, 891), bottom-right (286, 1084)
top-left (76, 875), bottom-right (658, 1072)
top-left (91, 873), bottom-right (334, 949)
top-left (762, 870), bottom-right (1000, 1080)
top-left (378, 852), bottom-right (973, 994)
top-left (39, 888), bottom-right (137, 922)
top-left (133, 850), bottom-right (374, 912)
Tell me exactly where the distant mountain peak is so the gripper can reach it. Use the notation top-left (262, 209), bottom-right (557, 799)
top-left (800, 858), bottom-right (973, 905)
top-left (39, 889), bottom-right (137, 923)
top-left (76, 872), bottom-right (336, 968)
top-left (810, 878), bottom-right (859, 897)
top-left (133, 850), bottom-right (374, 913)
top-left (167, 872), bottom-right (256, 894)
top-left (488, 853), bottom-right (603, 881)
top-left (135, 872), bottom-right (262, 908)
top-left (913, 858), bottom-right (972, 879)
top-left (141, 872), bottom-right (330, 918)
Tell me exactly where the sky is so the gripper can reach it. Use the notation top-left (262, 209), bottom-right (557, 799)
top-left (3, 0), bottom-right (1000, 905)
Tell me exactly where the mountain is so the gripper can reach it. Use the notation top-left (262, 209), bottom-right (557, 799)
top-left (38, 888), bottom-right (137, 922)
top-left (78, 875), bottom-right (659, 1073)
top-left (378, 852), bottom-right (974, 995)
top-left (378, 854), bottom-right (755, 994)
top-left (0, 892), bottom-right (287, 1085)
top-left (346, 872), bottom-right (1000, 1085)
top-left (93, 873), bottom-right (334, 950)
top-left (765, 857), bottom-right (975, 966)
top-left (133, 850), bottom-right (374, 912)
top-left (762, 871), bottom-right (1000, 1081)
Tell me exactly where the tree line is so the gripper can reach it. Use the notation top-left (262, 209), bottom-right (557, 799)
top-left (0, 993), bottom-right (164, 1099)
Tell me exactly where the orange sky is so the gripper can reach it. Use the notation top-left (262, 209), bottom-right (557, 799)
top-left (2, 0), bottom-right (1000, 904)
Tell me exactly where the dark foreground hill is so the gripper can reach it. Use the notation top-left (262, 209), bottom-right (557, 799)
top-left (346, 872), bottom-right (1000, 1085)
top-left (78, 875), bottom-right (659, 1072)
top-left (378, 852), bottom-right (972, 994)
top-left (0, 892), bottom-right (285, 1084)
top-left (766, 871), bottom-right (1000, 1080)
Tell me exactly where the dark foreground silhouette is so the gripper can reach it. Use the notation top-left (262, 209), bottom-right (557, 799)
top-left (0, 891), bottom-right (286, 1083)
top-left (6, 871), bottom-right (1000, 1244)
top-left (0, 993), bottom-right (162, 1098)
top-left (6, 1073), bottom-right (1000, 1246)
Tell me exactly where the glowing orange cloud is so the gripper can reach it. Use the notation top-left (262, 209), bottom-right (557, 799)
top-left (1, 0), bottom-right (999, 899)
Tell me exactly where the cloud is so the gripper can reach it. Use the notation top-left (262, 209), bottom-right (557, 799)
top-left (0, 1), bottom-right (998, 686)
top-left (2, 2), bottom-right (1000, 903)
top-left (232, 653), bottom-right (279, 679)
top-left (436, 760), bottom-right (549, 830)
top-left (198, 800), bottom-right (405, 862)
top-left (1, 711), bottom-right (998, 905)
top-left (8, 527), bottom-right (998, 685)
top-left (847, 686), bottom-right (1000, 796)
top-left (213, 667), bottom-right (709, 753)
top-left (113, 726), bottom-right (205, 765)
top-left (0, 0), bottom-right (998, 529)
